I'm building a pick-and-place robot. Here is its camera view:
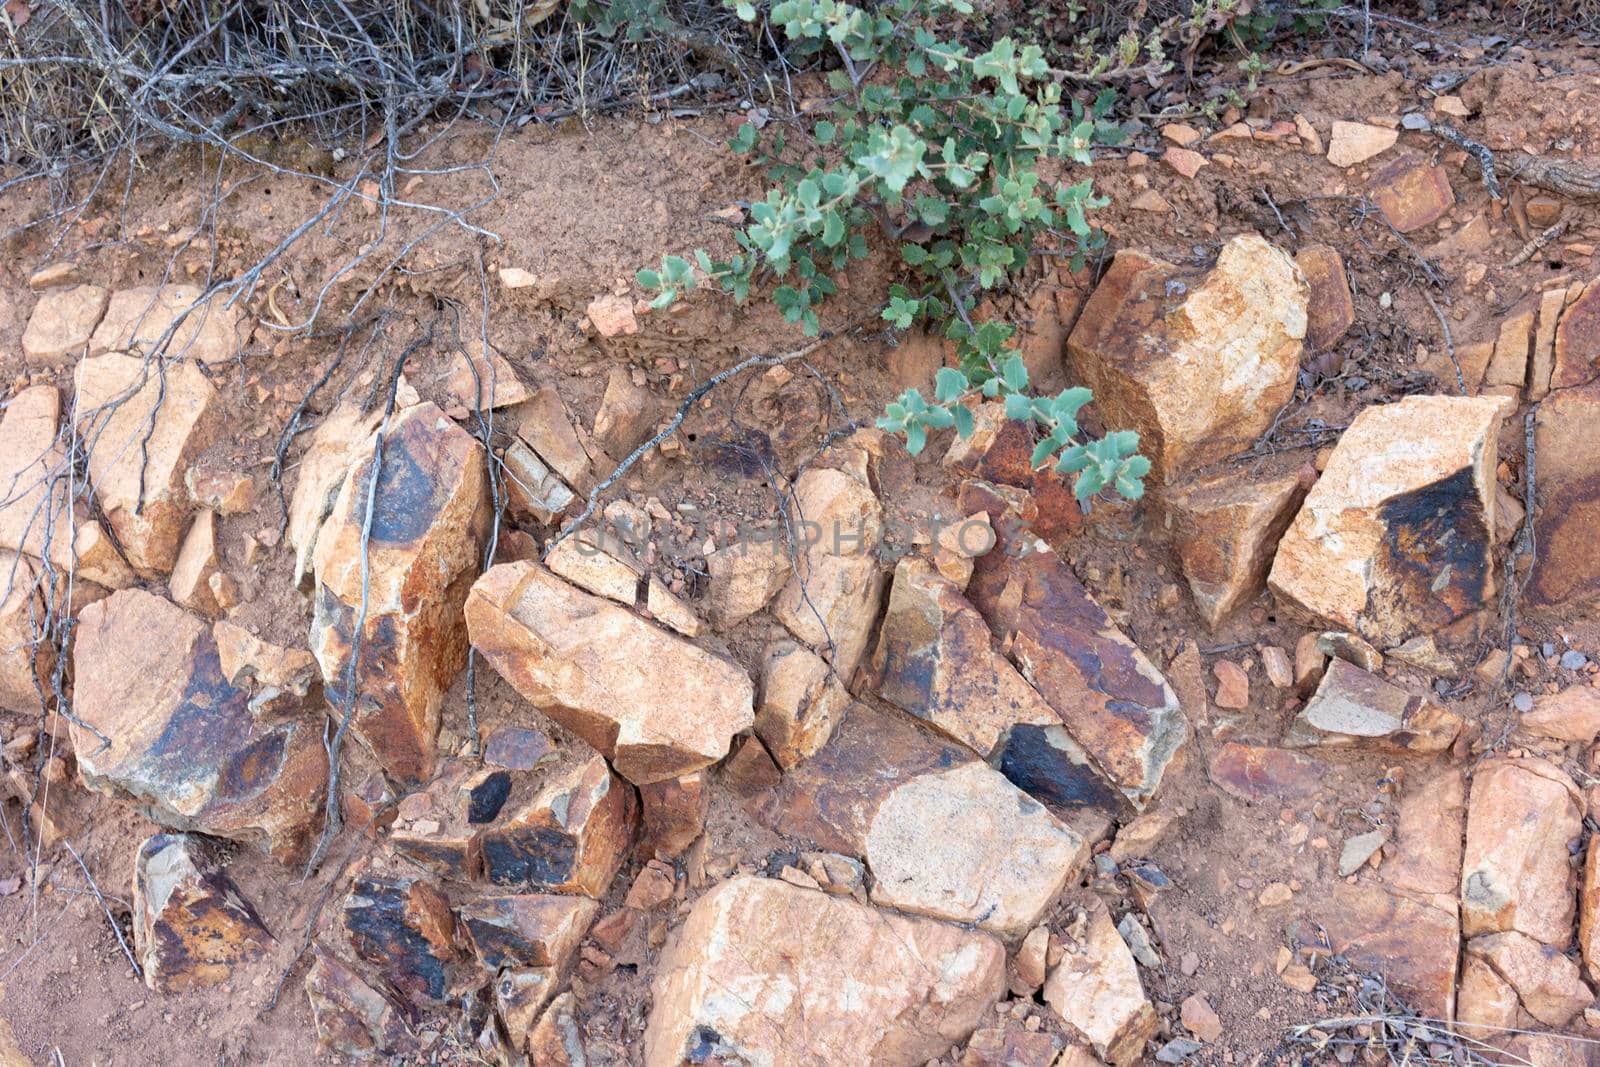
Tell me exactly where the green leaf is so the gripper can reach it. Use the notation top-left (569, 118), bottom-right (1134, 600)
top-left (1000, 352), bottom-right (1028, 392)
top-left (934, 367), bottom-right (968, 403)
top-left (1003, 393), bottom-right (1032, 420)
top-left (635, 268), bottom-right (661, 290)
top-left (815, 120), bottom-right (836, 144)
top-left (905, 423), bottom-right (927, 456)
top-left (953, 403), bottom-right (974, 439)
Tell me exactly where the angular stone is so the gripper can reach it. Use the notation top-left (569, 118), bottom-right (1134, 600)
top-left (1208, 743), bottom-right (1325, 804)
top-left (991, 722), bottom-right (1126, 815)
top-left (1466, 932), bottom-right (1593, 1027)
top-left (1552, 277), bottom-right (1600, 391)
top-left (756, 640), bottom-right (848, 768)
top-left (341, 873), bottom-right (464, 1006)
top-left (590, 366), bottom-right (654, 459)
top-left (466, 561), bottom-right (754, 785)
top-left (1066, 235), bottom-right (1306, 482)
top-left (1326, 121), bottom-right (1397, 167)
top-left (1457, 952), bottom-right (1524, 1033)
top-left (89, 285), bottom-right (251, 364)
top-left (528, 992), bottom-right (587, 1066)
top-left (0, 553), bottom-right (51, 715)
top-left (645, 578), bottom-right (702, 637)
top-left (1483, 298), bottom-right (1535, 394)
top-left (1461, 757), bottom-right (1582, 945)
top-left (961, 1028), bottom-right (1064, 1067)
top-left (771, 466), bottom-right (885, 677)
top-left (1284, 658), bottom-right (1461, 751)
top-left (168, 510), bottom-right (221, 617)
top-left (585, 294), bottom-right (638, 338)
top-left (1180, 994), bottom-right (1222, 1043)
top-left (310, 401), bottom-right (489, 785)
top-left (478, 755), bottom-right (636, 898)
top-left (22, 284), bottom-right (107, 363)
top-left (1583, 842), bottom-right (1600, 984)
top-left (482, 725), bottom-right (555, 772)
top-left (1295, 245), bottom-right (1355, 351)
top-left (71, 589), bottom-right (328, 863)
top-left (444, 340), bottom-right (531, 412)
top-left (305, 948), bottom-right (418, 1059)
top-left (1521, 685), bottom-right (1600, 742)
top-left (211, 621), bottom-right (319, 718)
top-left (1530, 286), bottom-right (1567, 401)
top-left (1043, 902), bottom-right (1158, 1067)
top-left (1162, 147), bottom-right (1207, 179)
top-left (185, 463), bottom-right (254, 515)
top-left (1320, 882), bottom-right (1459, 1020)
top-left (1529, 380), bottom-right (1600, 608)
top-left (458, 894), bottom-right (596, 972)
top-left (74, 354), bottom-right (218, 575)
top-left (639, 772), bottom-right (708, 859)
top-left (1384, 767), bottom-right (1466, 899)
top-left (1212, 660), bottom-right (1249, 709)
top-left (545, 536), bottom-right (640, 605)
top-left (286, 402), bottom-right (383, 589)
top-left (387, 763), bottom-right (500, 879)
top-left (132, 832), bottom-right (271, 992)
top-left (643, 876), bottom-right (1005, 1067)
top-left (705, 538), bottom-right (791, 629)
top-left (871, 557), bottom-right (1060, 757)
top-left (1268, 394), bottom-right (1513, 647)
top-left (761, 703), bottom-right (1085, 938)
top-left (515, 385), bottom-right (593, 494)
top-left (933, 510), bottom-right (994, 589)
top-left (964, 495), bottom-right (1187, 808)
top-left (1368, 156), bottom-right (1455, 233)
top-left (495, 967), bottom-right (561, 1048)
top-left (502, 441), bottom-right (575, 526)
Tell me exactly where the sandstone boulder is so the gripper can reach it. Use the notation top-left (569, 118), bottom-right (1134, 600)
top-left (444, 340), bottom-right (531, 412)
top-left (1066, 234), bottom-right (1307, 482)
top-left (465, 561), bottom-right (754, 785)
top-left (310, 401), bottom-right (489, 785)
top-left (1269, 394), bottom-right (1514, 646)
top-left (133, 833), bottom-right (271, 991)
top-left (704, 538), bottom-right (791, 629)
top-left (502, 441), bottom-right (575, 526)
top-left (590, 366), bottom-right (656, 459)
top-left (1368, 156), bottom-right (1455, 233)
top-left (1521, 685), bottom-right (1600, 742)
top-left (527, 992), bottom-right (587, 1066)
top-left (1284, 658), bottom-right (1461, 751)
top-left (1552, 276), bottom-right (1600, 391)
top-left (643, 876), bottom-right (1005, 1067)
top-left (514, 385), bottom-right (594, 494)
top-left (168, 510), bottom-right (222, 617)
top-left (1384, 768), bottom-right (1466, 900)
top-left (1043, 902), bottom-right (1158, 1067)
top-left (22, 284), bottom-right (108, 363)
top-left (1166, 470), bottom-right (1310, 627)
top-left (71, 589), bottom-right (328, 864)
top-left (305, 948), bottom-right (418, 1059)
top-left (89, 285), bottom-right (250, 364)
top-left (1528, 380), bottom-right (1600, 609)
top-left (1461, 757), bottom-right (1582, 945)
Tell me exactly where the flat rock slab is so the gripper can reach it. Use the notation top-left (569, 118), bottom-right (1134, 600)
top-left (1461, 757), bottom-right (1582, 946)
top-left (1284, 658), bottom-right (1460, 751)
top-left (758, 703), bottom-right (1086, 939)
top-left (1208, 743), bottom-right (1326, 804)
top-left (1066, 234), bottom-right (1306, 482)
top-left (643, 876), bottom-right (1005, 1067)
top-left (1269, 393), bottom-right (1514, 647)
top-left (311, 401), bottom-right (489, 786)
top-left (88, 284), bottom-right (251, 364)
top-left (305, 948), bottom-right (419, 1059)
top-left (1043, 902), bottom-right (1157, 1066)
top-left (22, 283), bottom-right (107, 363)
top-left (71, 589), bottom-right (328, 864)
top-left (1529, 379), bottom-right (1600, 609)
top-left (465, 561), bottom-right (754, 785)
top-left (1318, 882), bottom-right (1459, 1020)
top-left (133, 833), bottom-right (271, 992)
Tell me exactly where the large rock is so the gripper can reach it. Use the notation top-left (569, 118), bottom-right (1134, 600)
top-left (305, 948), bottom-right (419, 1059)
top-left (1551, 276), bottom-right (1600, 391)
top-left (465, 561), bottom-right (753, 785)
top-left (759, 703), bottom-right (1086, 938)
top-left (705, 538), bottom-right (791, 629)
top-left (643, 876), bottom-right (1005, 1067)
top-left (22, 284), bottom-right (108, 363)
top-left (132, 833), bottom-right (271, 991)
top-left (755, 640), bottom-right (849, 768)
top-left (1042, 902), bottom-right (1158, 1067)
top-left (458, 894), bottom-right (596, 973)
top-left (478, 755), bottom-right (636, 897)
top-left (71, 589), bottom-right (328, 864)
top-left (1384, 768), bottom-right (1466, 900)
top-left (1461, 757), bottom-right (1582, 946)
top-left (1268, 394), bottom-right (1514, 646)
top-left (963, 487), bottom-right (1187, 808)
top-left (770, 466), bottom-right (885, 678)
top-left (341, 873), bottom-right (464, 1007)
top-left (310, 401), bottom-right (489, 785)
top-left (1166, 470), bottom-right (1310, 627)
top-left (1528, 380), bottom-right (1600, 609)
top-left (1465, 932), bottom-right (1593, 1027)
top-left (88, 285), bottom-right (251, 364)
top-left (1583, 842), bottom-right (1600, 984)
top-left (1521, 685), bottom-right (1600, 743)
top-left (1066, 234), bottom-right (1307, 482)
top-left (1319, 882), bottom-right (1459, 1020)
top-left (1284, 658), bottom-right (1461, 752)
top-left (74, 356), bottom-right (218, 575)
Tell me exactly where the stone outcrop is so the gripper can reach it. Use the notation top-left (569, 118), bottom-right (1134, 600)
top-left (704, 539), bottom-right (791, 629)
top-left (458, 894), bottom-right (596, 973)
top-left (478, 755), bottom-right (636, 897)
top-left (639, 772), bottom-right (708, 860)
top-left (1461, 757), bottom-right (1582, 945)
top-left (1066, 234), bottom-right (1307, 481)
top-left (1043, 902), bottom-right (1158, 1067)
top-left (1269, 394), bottom-right (1514, 646)
top-left (1465, 933), bottom-right (1593, 1027)
top-left (88, 285), bottom-right (250, 364)
top-left (133, 833), bottom-right (271, 992)
top-left (305, 948), bottom-right (419, 1059)
top-left (1166, 469), bottom-right (1310, 627)
top-left (310, 401), bottom-right (489, 785)
top-left (465, 561), bottom-right (753, 785)
top-left (643, 876), bottom-right (1005, 1067)
top-left (1551, 276), bottom-right (1600, 391)
top-left (1284, 658), bottom-right (1461, 751)
top-left (71, 589), bottom-right (328, 864)
top-left (341, 873), bottom-right (464, 1007)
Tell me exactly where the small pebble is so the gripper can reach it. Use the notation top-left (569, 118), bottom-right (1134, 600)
top-left (1513, 692), bottom-right (1534, 713)
top-left (1561, 650), bottom-right (1589, 671)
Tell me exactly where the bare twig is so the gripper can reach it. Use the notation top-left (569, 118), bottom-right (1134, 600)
top-left (62, 840), bottom-right (140, 980)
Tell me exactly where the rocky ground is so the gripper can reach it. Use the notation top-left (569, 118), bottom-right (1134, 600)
top-left (2, 19), bottom-right (1600, 1067)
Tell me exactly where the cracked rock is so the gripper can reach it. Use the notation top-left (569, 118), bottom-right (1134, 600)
top-left (133, 832), bottom-right (271, 991)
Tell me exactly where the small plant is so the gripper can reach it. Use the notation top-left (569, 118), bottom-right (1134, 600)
top-left (637, 0), bottom-right (1152, 503)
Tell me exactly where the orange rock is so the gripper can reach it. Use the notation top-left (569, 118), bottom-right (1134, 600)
top-left (1581, 842), bottom-right (1600, 984)
top-left (1461, 757), bottom-right (1582, 946)
top-left (513, 384), bottom-right (594, 493)
top-left (584, 293), bottom-right (638, 338)
top-left (1208, 743), bottom-right (1325, 804)
top-left (1325, 121), bottom-right (1396, 167)
top-left (1043, 901), bottom-right (1157, 1066)
top-left (756, 639), bottom-right (848, 767)
top-left (479, 755), bottom-right (636, 898)
top-left (1167, 470), bottom-right (1310, 627)
top-left (1367, 155), bottom-right (1455, 233)
top-left (1322, 881), bottom-right (1459, 1019)
top-left (1212, 659), bottom-right (1249, 709)
top-left (443, 338), bottom-right (531, 412)
top-left (1295, 245), bottom-right (1354, 352)
top-left (1465, 931), bottom-right (1593, 1027)
top-left (168, 510), bottom-right (222, 617)
top-left (1529, 286), bottom-right (1566, 400)
top-left (88, 285), bottom-right (251, 364)
top-left (304, 948), bottom-right (418, 1058)
top-left (1162, 147), bottom-right (1208, 179)
top-left (1383, 767), bottom-right (1465, 899)
top-left (1521, 685), bottom-right (1600, 742)
top-left (1482, 298), bottom-right (1536, 393)
top-left (458, 893), bottom-right (596, 973)
top-left (1551, 277), bottom-right (1600, 390)
top-left (527, 992), bottom-right (587, 1066)
top-left (21, 284), bottom-right (108, 363)
top-left (133, 833), bottom-right (270, 992)
top-left (1285, 659), bottom-right (1460, 752)
top-left (1529, 379), bottom-right (1600, 608)
top-left (590, 365), bottom-right (655, 458)
top-left (0, 552), bottom-right (52, 715)
top-left (638, 771), bottom-right (708, 859)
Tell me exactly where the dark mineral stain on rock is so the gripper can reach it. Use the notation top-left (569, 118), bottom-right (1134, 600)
top-left (342, 877), bottom-right (454, 1004)
top-left (468, 771), bottom-right (513, 824)
top-left (994, 724), bottom-right (1123, 812)
top-left (1364, 467), bottom-right (1489, 640)
top-left (481, 826), bottom-right (578, 889)
top-left (365, 419), bottom-right (445, 547)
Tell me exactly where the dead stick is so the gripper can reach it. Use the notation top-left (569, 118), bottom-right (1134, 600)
top-left (63, 840), bottom-right (141, 980)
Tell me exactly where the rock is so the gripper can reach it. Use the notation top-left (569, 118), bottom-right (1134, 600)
top-left (75, 354), bottom-right (218, 574)
top-left (71, 589), bottom-right (328, 863)
top-left (1212, 660), bottom-right (1249, 709)
top-left (1320, 882), bottom-right (1460, 1020)
top-left (1294, 632), bottom-right (1326, 692)
top-left (1065, 235), bottom-right (1306, 482)
top-left (963, 494), bottom-right (1187, 808)
top-left (1268, 394), bottom-right (1514, 646)
top-left (1552, 277), bottom-right (1600, 391)
top-left (1385, 634), bottom-right (1459, 676)
top-left (1583, 843), bottom-right (1600, 985)
top-left (1529, 286), bottom-right (1566, 401)
top-left (1316, 631), bottom-right (1383, 672)
top-left (771, 466), bottom-right (885, 677)
top-left (1295, 245), bottom-right (1354, 351)
top-left (722, 735), bottom-right (782, 797)
top-left (1338, 829), bottom-right (1388, 876)
top-left (1012, 925), bottom-right (1051, 993)
top-left (1384, 768), bottom-right (1465, 898)
top-left (871, 556), bottom-right (1060, 757)
top-left (27, 262), bottom-right (79, 290)
top-left (132, 833), bottom-right (271, 991)
top-left (991, 722), bottom-right (1126, 815)
top-left (1155, 1039), bottom-right (1203, 1064)
top-left (1284, 658), bottom-right (1460, 751)
top-left (1130, 190), bottom-right (1172, 214)
top-left (444, 340), bottom-right (531, 412)
top-left (482, 725), bottom-right (555, 772)
top-left (756, 640), bottom-right (849, 768)
top-left (1179, 994), bottom-right (1222, 1043)
top-left (1262, 646), bottom-right (1293, 688)
top-left (1367, 156), bottom-right (1455, 232)
top-left (304, 948), bottom-right (418, 1059)
top-left (0, 553), bottom-right (53, 715)
top-left (960, 1028), bottom-right (1064, 1067)
top-left (585, 294), bottom-right (638, 338)
top-left (185, 464), bottom-right (254, 515)
top-left (1117, 913), bottom-right (1161, 967)
top-left (1461, 757), bottom-right (1582, 945)
top-left (310, 402), bottom-right (489, 785)
top-left (502, 441), bottom-right (575, 525)
top-left (341, 873), bottom-right (464, 1007)
top-left (1166, 470), bottom-right (1310, 627)
top-left (466, 561), bottom-right (754, 784)
top-left (639, 772), bottom-right (707, 859)
top-left (644, 876), bottom-right (1003, 1066)
top-left (514, 385), bottom-right (593, 494)
top-left (1457, 951), bottom-right (1524, 1033)
top-left (1208, 743), bottom-right (1325, 804)
top-left (527, 992), bottom-right (587, 1066)
top-left (89, 285), bottom-right (250, 364)
top-left (1043, 902), bottom-right (1158, 1067)
top-left (624, 859), bottom-right (677, 911)
top-left (1521, 685), bottom-right (1600, 742)
top-left (1161, 124), bottom-right (1201, 147)
top-left (1280, 964), bottom-right (1317, 993)
top-left (704, 538), bottom-right (791, 628)
top-left (545, 536), bottom-right (641, 605)
top-left (1465, 932), bottom-right (1593, 1027)
top-left (760, 703), bottom-right (1087, 938)
top-left (933, 511), bottom-right (994, 588)
top-left (21, 284), bottom-right (107, 363)
top-left (457, 894), bottom-right (596, 973)
top-left (590, 366), bottom-right (655, 459)
top-left (169, 510), bottom-right (222, 617)
top-left (1528, 380), bottom-right (1600, 608)
top-left (1325, 121), bottom-right (1397, 167)
top-left (479, 755), bottom-right (636, 897)
top-left (210, 621), bottom-right (319, 718)
top-left (286, 402), bottom-right (384, 589)
top-left (1163, 147), bottom-right (1207, 179)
